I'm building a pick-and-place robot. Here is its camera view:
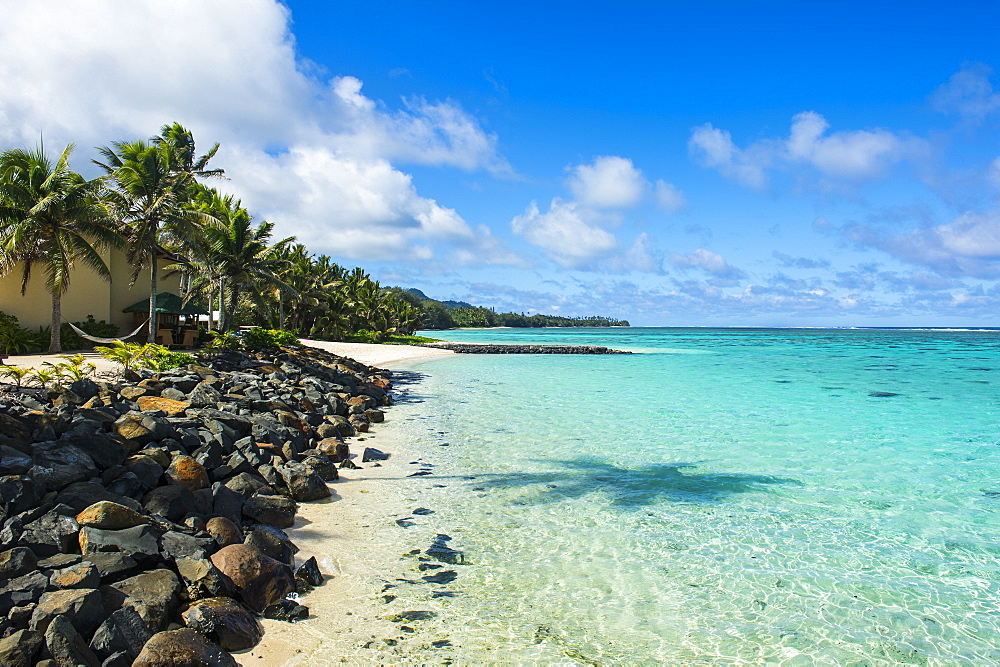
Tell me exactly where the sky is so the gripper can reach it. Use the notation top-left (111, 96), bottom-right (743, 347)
top-left (2, 1), bottom-right (1000, 326)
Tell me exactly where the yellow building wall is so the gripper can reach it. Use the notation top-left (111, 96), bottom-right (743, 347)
top-left (0, 247), bottom-right (179, 334)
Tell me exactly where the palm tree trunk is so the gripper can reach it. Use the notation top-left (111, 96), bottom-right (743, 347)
top-left (50, 291), bottom-right (61, 354)
top-left (279, 293), bottom-right (285, 330)
top-left (148, 249), bottom-right (158, 343)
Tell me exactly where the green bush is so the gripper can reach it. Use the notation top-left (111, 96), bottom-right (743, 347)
top-left (147, 350), bottom-right (195, 371)
top-left (0, 311), bottom-right (36, 355)
top-left (241, 327), bottom-right (299, 348)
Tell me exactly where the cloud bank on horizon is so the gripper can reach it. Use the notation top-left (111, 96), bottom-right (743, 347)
top-left (1, 0), bottom-right (998, 325)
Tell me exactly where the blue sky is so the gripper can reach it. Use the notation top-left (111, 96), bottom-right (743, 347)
top-left (2, 1), bottom-right (1000, 325)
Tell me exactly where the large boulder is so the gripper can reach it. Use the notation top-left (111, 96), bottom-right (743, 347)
top-left (79, 525), bottom-right (160, 563)
top-left (20, 510), bottom-right (80, 558)
top-left (0, 546), bottom-right (37, 579)
top-left (143, 485), bottom-right (196, 522)
top-left (132, 628), bottom-right (238, 667)
top-left (49, 561), bottom-right (101, 589)
top-left (29, 587), bottom-right (104, 637)
top-left (44, 615), bottom-right (101, 667)
top-left (242, 494), bottom-right (296, 528)
top-left (29, 441), bottom-right (99, 492)
top-left (174, 557), bottom-right (237, 601)
top-left (164, 455), bottom-right (209, 491)
top-left (89, 606), bottom-right (152, 663)
top-left (205, 516), bottom-right (242, 547)
top-left (99, 568), bottom-right (182, 632)
top-left (0, 629), bottom-right (43, 667)
top-left (209, 543), bottom-right (295, 613)
top-left (181, 596), bottom-right (264, 651)
top-left (136, 396), bottom-right (191, 416)
top-left (75, 501), bottom-right (147, 530)
top-left (160, 531), bottom-right (216, 562)
top-left (244, 524), bottom-right (297, 565)
top-left (278, 461), bottom-right (331, 501)
top-left (56, 480), bottom-right (141, 514)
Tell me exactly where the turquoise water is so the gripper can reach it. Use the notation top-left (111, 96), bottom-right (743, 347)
top-left (388, 328), bottom-right (1000, 663)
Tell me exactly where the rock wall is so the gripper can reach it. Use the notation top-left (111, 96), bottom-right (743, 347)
top-left (0, 345), bottom-right (392, 665)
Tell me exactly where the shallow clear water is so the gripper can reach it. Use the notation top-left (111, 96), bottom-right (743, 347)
top-left (387, 328), bottom-right (1000, 664)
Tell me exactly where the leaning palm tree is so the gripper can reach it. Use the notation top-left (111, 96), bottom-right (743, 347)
top-left (0, 144), bottom-right (121, 352)
top-left (96, 125), bottom-right (221, 342)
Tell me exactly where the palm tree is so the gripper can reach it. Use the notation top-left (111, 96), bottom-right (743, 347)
top-left (0, 144), bottom-right (121, 352)
top-left (200, 194), bottom-right (295, 331)
top-left (96, 124), bottom-right (222, 343)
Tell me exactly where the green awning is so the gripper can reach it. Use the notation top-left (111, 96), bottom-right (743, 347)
top-left (123, 292), bottom-right (208, 315)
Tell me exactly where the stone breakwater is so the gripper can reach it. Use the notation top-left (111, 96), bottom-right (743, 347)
top-left (0, 345), bottom-right (395, 666)
top-left (422, 343), bottom-right (630, 354)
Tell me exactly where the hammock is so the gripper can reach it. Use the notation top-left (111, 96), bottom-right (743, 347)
top-left (66, 318), bottom-right (149, 344)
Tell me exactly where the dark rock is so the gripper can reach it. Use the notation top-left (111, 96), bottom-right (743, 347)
top-left (0, 474), bottom-right (43, 516)
top-left (44, 614), bottom-right (101, 667)
top-left (0, 445), bottom-right (32, 475)
top-left (29, 441), bottom-right (99, 492)
top-left (49, 561), bottom-right (101, 589)
top-left (61, 432), bottom-right (127, 470)
top-left (205, 516), bottom-right (242, 547)
top-left (81, 552), bottom-right (139, 581)
top-left (174, 557), bottom-right (237, 601)
top-left (37, 553), bottom-right (81, 569)
top-left (69, 378), bottom-right (100, 401)
top-left (0, 546), bottom-right (37, 579)
top-left (362, 447), bottom-right (390, 462)
top-left (100, 649), bottom-right (132, 667)
top-left (301, 455), bottom-right (338, 481)
top-left (364, 408), bottom-right (385, 423)
top-left (421, 570), bottom-right (458, 584)
top-left (278, 461), bottom-right (331, 501)
top-left (56, 481), bottom-right (141, 515)
top-left (20, 510), bottom-right (80, 557)
top-left (124, 455), bottom-right (164, 490)
top-left (209, 543), bottom-right (295, 613)
top-left (143, 485), bottom-right (195, 522)
top-left (224, 471), bottom-right (272, 498)
top-left (29, 588), bottom-right (103, 637)
top-left (211, 484), bottom-right (244, 527)
top-left (261, 598), bottom-right (309, 621)
top-left (294, 556), bottom-right (323, 592)
top-left (88, 606), bottom-right (152, 662)
top-left (104, 472), bottom-right (143, 501)
top-left (244, 525), bottom-right (297, 565)
top-left (132, 628), bottom-right (238, 666)
top-left (160, 531), bottom-right (215, 562)
top-left (181, 596), bottom-right (263, 651)
top-left (0, 571), bottom-right (49, 617)
top-left (0, 629), bottom-right (43, 667)
top-left (186, 382), bottom-right (222, 408)
top-left (79, 525), bottom-right (160, 563)
top-left (242, 494), bottom-right (297, 528)
top-left (100, 568), bottom-right (182, 632)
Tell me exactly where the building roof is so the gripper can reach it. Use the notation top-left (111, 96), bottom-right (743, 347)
top-left (122, 291), bottom-right (208, 315)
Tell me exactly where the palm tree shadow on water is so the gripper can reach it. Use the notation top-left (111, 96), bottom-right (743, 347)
top-left (471, 459), bottom-right (802, 507)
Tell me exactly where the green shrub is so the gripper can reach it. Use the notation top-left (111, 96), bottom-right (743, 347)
top-left (0, 311), bottom-right (36, 355)
top-left (146, 350), bottom-right (195, 371)
top-left (205, 330), bottom-right (243, 351)
top-left (241, 327), bottom-right (299, 348)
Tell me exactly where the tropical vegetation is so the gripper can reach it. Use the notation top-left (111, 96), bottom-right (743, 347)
top-left (0, 123), bottom-right (627, 354)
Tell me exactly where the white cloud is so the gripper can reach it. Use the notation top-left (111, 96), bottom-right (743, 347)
top-left (655, 180), bottom-right (686, 213)
top-left (936, 211), bottom-right (1000, 258)
top-left (669, 248), bottom-right (745, 278)
top-left (510, 199), bottom-right (619, 268)
top-left (689, 112), bottom-right (916, 189)
top-left (931, 62), bottom-right (1000, 120)
top-left (567, 155), bottom-right (646, 208)
top-left (785, 111), bottom-right (906, 180)
top-left (0, 0), bottom-right (514, 265)
top-left (688, 123), bottom-right (771, 189)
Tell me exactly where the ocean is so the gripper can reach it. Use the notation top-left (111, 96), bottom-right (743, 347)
top-left (374, 327), bottom-right (1000, 663)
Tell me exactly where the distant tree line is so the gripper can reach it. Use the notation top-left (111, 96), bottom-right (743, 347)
top-left (391, 290), bottom-right (630, 329)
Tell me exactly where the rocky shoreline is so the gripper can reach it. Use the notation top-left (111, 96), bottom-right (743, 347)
top-left (422, 342), bottom-right (630, 354)
top-left (0, 344), bottom-right (402, 666)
